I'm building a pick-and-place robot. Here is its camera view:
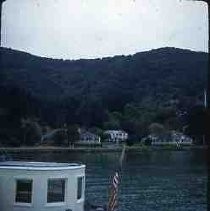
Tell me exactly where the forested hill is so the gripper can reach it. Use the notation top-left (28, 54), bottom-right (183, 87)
top-left (0, 47), bottom-right (208, 140)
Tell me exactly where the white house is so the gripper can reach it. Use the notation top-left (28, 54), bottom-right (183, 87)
top-left (143, 131), bottom-right (193, 145)
top-left (104, 130), bottom-right (128, 143)
top-left (0, 161), bottom-right (85, 211)
top-left (171, 131), bottom-right (193, 145)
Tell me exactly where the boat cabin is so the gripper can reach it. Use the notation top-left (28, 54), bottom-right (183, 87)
top-left (0, 161), bottom-right (85, 211)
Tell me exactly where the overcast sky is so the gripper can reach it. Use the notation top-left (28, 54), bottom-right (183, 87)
top-left (1, 0), bottom-right (208, 60)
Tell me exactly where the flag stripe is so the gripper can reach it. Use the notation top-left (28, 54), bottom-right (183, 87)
top-left (108, 172), bottom-right (119, 211)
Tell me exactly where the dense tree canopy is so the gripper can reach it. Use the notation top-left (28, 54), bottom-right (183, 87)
top-left (0, 47), bottom-right (207, 145)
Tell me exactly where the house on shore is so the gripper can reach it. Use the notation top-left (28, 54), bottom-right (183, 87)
top-left (79, 131), bottom-right (101, 143)
top-left (104, 130), bottom-right (128, 143)
top-left (142, 131), bottom-right (193, 145)
top-left (170, 131), bottom-right (193, 144)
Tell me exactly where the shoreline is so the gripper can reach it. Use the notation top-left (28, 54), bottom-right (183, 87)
top-left (0, 145), bottom-right (207, 153)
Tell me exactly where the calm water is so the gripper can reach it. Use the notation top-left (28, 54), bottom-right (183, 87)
top-left (10, 149), bottom-right (207, 211)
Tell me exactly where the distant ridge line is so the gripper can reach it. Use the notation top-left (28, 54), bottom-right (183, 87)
top-left (0, 46), bottom-right (207, 62)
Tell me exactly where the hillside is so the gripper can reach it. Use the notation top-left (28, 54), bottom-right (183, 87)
top-left (0, 47), bottom-right (208, 144)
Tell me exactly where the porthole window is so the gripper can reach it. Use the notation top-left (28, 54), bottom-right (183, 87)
top-left (15, 179), bottom-right (32, 203)
top-left (47, 179), bottom-right (65, 203)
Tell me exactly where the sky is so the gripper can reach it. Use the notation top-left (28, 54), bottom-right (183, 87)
top-left (1, 0), bottom-right (208, 60)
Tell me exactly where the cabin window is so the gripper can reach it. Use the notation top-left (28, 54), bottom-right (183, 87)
top-left (77, 176), bottom-right (84, 200)
top-left (47, 179), bottom-right (65, 203)
top-left (15, 179), bottom-right (32, 203)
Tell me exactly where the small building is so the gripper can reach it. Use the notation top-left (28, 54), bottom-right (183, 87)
top-left (104, 130), bottom-right (128, 143)
top-left (142, 131), bottom-right (193, 145)
top-left (79, 131), bottom-right (101, 143)
top-left (171, 131), bottom-right (193, 145)
top-left (0, 161), bottom-right (85, 211)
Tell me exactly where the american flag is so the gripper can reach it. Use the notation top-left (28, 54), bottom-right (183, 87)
top-left (108, 172), bottom-right (120, 211)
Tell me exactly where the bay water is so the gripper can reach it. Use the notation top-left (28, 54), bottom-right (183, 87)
top-left (10, 149), bottom-right (207, 211)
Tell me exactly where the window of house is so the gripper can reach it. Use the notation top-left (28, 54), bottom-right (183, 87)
top-left (15, 179), bottom-right (33, 203)
top-left (77, 176), bottom-right (84, 200)
top-left (47, 179), bottom-right (65, 203)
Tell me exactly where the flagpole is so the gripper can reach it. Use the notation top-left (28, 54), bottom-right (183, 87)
top-left (119, 144), bottom-right (126, 171)
top-left (203, 89), bottom-right (207, 145)
top-left (204, 89), bottom-right (207, 109)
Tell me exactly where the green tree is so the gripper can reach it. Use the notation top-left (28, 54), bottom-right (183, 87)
top-left (103, 111), bottom-right (120, 130)
top-left (67, 125), bottom-right (79, 146)
top-left (21, 118), bottom-right (42, 146)
top-left (185, 106), bottom-right (206, 144)
top-left (149, 123), bottom-right (166, 137)
top-left (53, 130), bottom-right (66, 146)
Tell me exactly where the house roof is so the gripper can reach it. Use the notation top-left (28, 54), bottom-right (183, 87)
top-left (80, 131), bottom-right (99, 138)
top-left (104, 130), bottom-right (127, 134)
